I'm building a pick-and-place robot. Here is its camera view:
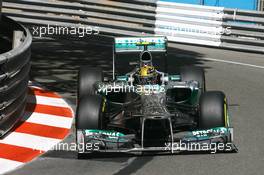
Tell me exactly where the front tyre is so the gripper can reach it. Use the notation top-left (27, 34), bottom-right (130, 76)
top-left (76, 95), bottom-right (104, 130)
top-left (78, 66), bottom-right (103, 102)
top-left (76, 95), bottom-right (105, 158)
top-left (199, 91), bottom-right (228, 129)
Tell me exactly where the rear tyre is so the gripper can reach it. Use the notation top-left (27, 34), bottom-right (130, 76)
top-left (199, 91), bottom-right (228, 129)
top-left (78, 66), bottom-right (103, 102)
top-left (180, 66), bottom-right (206, 92)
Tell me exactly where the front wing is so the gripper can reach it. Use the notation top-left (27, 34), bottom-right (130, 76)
top-left (76, 127), bottom-right (238, 154)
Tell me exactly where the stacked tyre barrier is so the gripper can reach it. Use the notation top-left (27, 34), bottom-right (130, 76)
top-left (0, 15), bottom-right (31, 137)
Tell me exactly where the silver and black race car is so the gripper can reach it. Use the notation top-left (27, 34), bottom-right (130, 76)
top-left (76, 36), bottom-right (237, 158)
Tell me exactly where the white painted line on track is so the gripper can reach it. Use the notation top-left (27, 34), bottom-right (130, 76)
top-left (177, 53), bottom-right (264, 69)
top-left (201, 57), bottom-right (264, 69)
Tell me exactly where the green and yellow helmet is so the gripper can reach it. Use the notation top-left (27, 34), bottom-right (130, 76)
top-left (139, 65), bottom-right (155, 77)
top-left (136, 51), bottom-right (158, 84)
top-left (138, 65), bottom-right (158, 84)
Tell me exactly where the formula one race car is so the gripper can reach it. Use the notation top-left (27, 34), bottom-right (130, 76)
top-left (76, 36), bottom-right (237, 158)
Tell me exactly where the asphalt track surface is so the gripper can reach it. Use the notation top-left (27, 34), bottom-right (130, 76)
top-left (6, 36), bottom-right (264, 175)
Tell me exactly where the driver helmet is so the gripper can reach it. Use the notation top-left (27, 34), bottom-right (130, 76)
top-left (138, 51), bottom-right (158, 84)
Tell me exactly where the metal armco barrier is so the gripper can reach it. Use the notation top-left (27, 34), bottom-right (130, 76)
top-left (155, 1), bottom-right (264, 52)
top-left (155, 1), bottom-right (225, 46)
top-left (0, 15), bottom-right (31, 137)
top-left (2, 0), bottom-right (157, 36)
top-left (2, 0), bottom-right (263, 53)
top-left (221, 8), bottom-right (264, 52)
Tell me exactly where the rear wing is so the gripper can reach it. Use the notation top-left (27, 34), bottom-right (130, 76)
top-left (114, 36), bottom-right (168, 53)
top-left (112, 36), bottom-right (168, 79)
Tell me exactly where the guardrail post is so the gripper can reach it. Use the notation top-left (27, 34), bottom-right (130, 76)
top-left (12, 31), bottom-right (24, 49)
top-left (257, 0), bottom-right (264, 11)
top-left (0, 0), bottom-right (2, 21)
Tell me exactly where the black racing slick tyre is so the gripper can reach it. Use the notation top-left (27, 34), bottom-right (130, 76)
top-left (199, 91), bottom-right (228, 129)
top-left (76, 95), bottom-right (105, 130)
top-left (180, 66), bottom-right (206, 92)
top-left (78, 66), bottom-right (103, 102)
top-left (76, 95), bottom-right (105, 159)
